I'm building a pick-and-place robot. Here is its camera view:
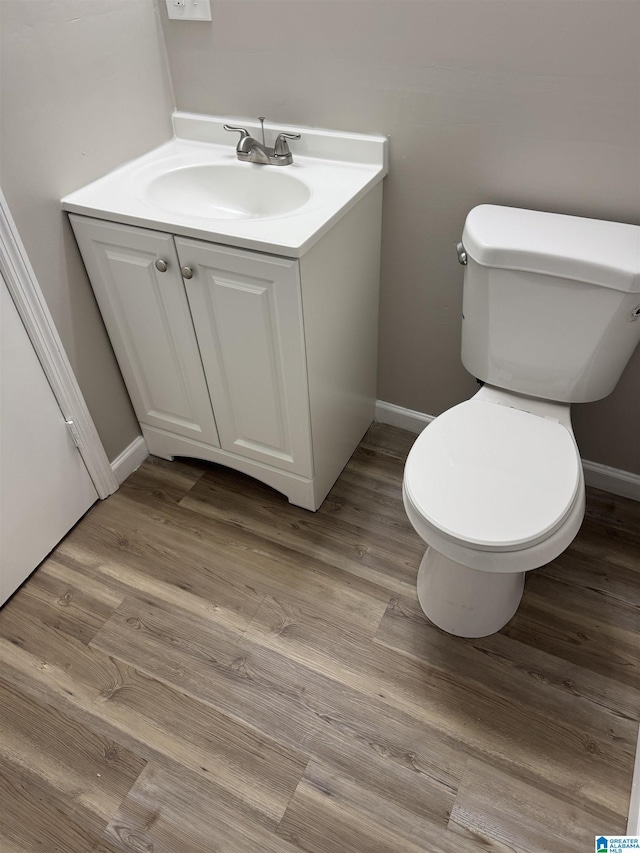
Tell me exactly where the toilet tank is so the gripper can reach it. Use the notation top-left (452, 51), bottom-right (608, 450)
top-left (460, 205), bottom-right (640, 403)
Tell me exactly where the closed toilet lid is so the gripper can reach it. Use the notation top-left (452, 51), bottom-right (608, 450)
top-left (404, 400), bottom-right (581, 551)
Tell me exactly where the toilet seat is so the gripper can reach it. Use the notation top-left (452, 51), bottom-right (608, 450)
top-left (403, 399), bottom-right (581, 552)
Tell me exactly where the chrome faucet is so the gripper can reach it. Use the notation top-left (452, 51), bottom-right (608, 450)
top-left (223, 116), bottom-right (301, 166)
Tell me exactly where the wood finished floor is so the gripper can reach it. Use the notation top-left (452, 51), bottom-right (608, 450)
top-left (0, 423), bottom-right (638, 853)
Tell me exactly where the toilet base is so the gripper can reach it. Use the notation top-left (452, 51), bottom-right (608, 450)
top-left (417, 547), bottom-right (525, 638)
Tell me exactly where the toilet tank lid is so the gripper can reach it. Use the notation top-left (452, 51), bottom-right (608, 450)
top-left (462, 205), bottom-right (640, 293)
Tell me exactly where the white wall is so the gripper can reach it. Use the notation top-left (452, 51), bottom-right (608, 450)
top-left (0, 0), bottom-right (175, 460)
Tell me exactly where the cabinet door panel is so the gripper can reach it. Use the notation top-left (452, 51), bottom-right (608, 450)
top-left (69, 217), bottom-right (220, 447)
top-left (176, 239), bottom-right (312, 477)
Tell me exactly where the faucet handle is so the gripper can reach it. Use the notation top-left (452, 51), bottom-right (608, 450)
top-left (274, 132), bottom-right (301, 157)
top-left (223, 124), bottom-right (250, 142)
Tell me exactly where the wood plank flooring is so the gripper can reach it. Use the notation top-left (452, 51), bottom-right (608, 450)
top-left (0, 423), bottom-right (638, 852)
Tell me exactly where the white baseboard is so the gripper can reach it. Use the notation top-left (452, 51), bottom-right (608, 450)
top-left (374, 400), bottom-right (434, 433)
top-left (110, 435), bottom-right (149, 487)
top-left (375, 400), bottom-right (640, 502)
top-left (581, 460), bottom-right (640, 503)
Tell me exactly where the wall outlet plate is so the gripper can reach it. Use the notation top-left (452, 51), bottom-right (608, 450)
top-left (165, 0), bottom-right (212, 21)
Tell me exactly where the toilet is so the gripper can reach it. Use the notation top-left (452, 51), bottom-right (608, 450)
top-left (403, 204), bottom-right (640, 638)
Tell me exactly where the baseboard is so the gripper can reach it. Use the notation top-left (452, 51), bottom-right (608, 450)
top-left (110, 435), bottom-right (149, 487)
top-left (374, 400), bottom-right (434, 433)
top-left (629, 725), bottom-right (640, 835)
top-left (581, 460), bottom-right (640, 502)
top-left (375, 400), bottom-right (640, 502)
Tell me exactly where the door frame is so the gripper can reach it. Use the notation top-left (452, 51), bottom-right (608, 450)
top-left (0, 187), bottom-right (117, 499)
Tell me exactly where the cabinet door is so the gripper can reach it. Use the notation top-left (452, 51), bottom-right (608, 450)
top-left (69, 216), bottom-right (220, 447)
top-left (176, 238), bottom-right (312, 477)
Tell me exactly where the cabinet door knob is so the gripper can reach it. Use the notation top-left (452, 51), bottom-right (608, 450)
top-left (155, 259), bottom-right (168, 272)
top-left (181, 266), bottom-right (194, 280)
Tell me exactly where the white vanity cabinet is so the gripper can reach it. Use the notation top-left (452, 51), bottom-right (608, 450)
top-left (68, 182), bottom-right (382, 510)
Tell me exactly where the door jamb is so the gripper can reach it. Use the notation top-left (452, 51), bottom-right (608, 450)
top-left (0, 187), bottom-right (117, 499)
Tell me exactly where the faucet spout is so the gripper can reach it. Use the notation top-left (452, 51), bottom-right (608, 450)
top-left (237, 138), bottom-right (271, 164)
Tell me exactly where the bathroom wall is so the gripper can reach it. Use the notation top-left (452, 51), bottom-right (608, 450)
top-left (0, 0), bottom-right (175, 460)
top-left (160, 0), bottom-right (640, 475)
top-left (1, 0), bottom-right (637, 475)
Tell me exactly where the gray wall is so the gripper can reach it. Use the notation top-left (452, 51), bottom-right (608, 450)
top-left (0, 0), bottom-right (174, 460)
top-left (1, 0), bottom-right (638, 475)
top-left (161, 0), bottom-right (640, 474)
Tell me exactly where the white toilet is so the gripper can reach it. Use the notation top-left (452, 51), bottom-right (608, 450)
top-left (403, 204), bottom-right (640, 638)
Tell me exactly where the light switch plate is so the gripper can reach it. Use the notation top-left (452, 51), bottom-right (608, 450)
top-left (165, 0), bottom-right (212, 21)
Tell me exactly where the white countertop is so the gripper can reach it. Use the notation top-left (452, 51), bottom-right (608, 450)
top-left (62, 112), bottom-right (388, 257)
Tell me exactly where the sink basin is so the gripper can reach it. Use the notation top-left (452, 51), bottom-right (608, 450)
top-left (144, 164), bottom-right (312, 220)
top-left (61, 114), bottom-right (387, 256)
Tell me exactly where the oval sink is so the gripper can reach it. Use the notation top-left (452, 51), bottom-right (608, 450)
top-left (144, 164), bottom-right (311, 220)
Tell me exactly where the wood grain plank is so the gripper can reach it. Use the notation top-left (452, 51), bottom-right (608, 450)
top-left (106, 762), bottom-right (301, 853)
top-left (565, 498), bottom-right (640, 574)
top-left (91, 593), bottom-right (466, 822)
top-left (179, 465), bottom-right (422, 596)
top-left (0, 578), bottom-right (305, 825)
top-left (2, 556), bottom-right (123, 646)
top-left (504, 572), bottom-right (639, 688)
top-left (117, 454), bottom-right (207, 505)
top-left (73, 486), bottom-right (393, 635)
top-left (0, 676), bottom-right (145, 835)
top-left (0, 614), bottom-right (306, 826)
top-left (584, 487), bottom-right (640, 537)
top-left (543, 545), bottom-right (640, 606)
top-left (375, 594), bottom-right (640, 725)
top-left (525, 567), bottom-right (640, 635)
top-left (0, 577), bottom-right (139, 693)
top-left (57, 497), bottom-right (265, 635)
top-left (90, 592), bottom-right (328, 751)
top-left (277, 760), bottom-right (480, 853)
top-left (360, 422), bottom-right (419, 459)
top-left (0, 756), bottom-right (123, 853)
top-left (448, 757), bottom-right (626, 852)
top-left (96, 665), bottom-right (308, 823)
top-left (318, 454), bottom-right (421, 549)
top-left (243, 592), bottom-right (634, 822)
top-left (324, 441), bottom-right (415, 511)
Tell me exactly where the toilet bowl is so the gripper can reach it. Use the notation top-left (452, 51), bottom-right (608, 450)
top-left (403, 385), bottom-right (585, 637)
